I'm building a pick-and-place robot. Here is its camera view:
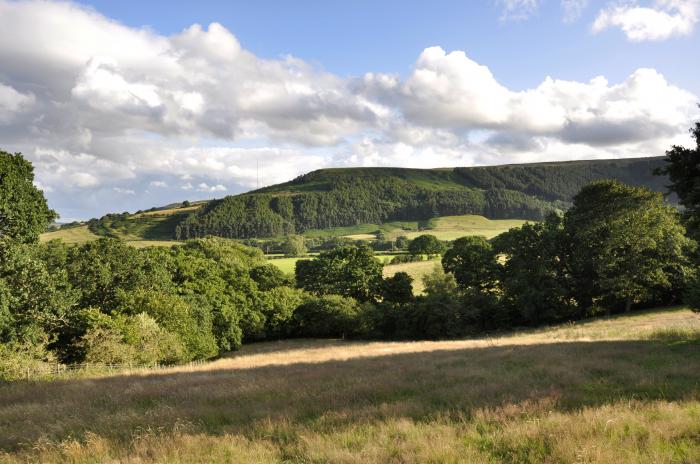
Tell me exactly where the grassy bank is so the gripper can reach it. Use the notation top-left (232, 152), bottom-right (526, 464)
top-left (1, 307), bottom-right (698, 463)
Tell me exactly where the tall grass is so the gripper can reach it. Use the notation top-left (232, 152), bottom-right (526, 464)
top-left (1, 308), bottom-right (698, 463)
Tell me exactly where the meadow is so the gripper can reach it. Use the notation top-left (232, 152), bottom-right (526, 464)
top-left (0, 307), bottom-right (698, 463)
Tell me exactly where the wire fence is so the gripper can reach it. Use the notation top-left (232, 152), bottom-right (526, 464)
top-left (16, 359), bottom-right (210, 381)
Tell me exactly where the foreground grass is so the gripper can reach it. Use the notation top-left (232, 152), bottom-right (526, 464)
top-left (1, 308), bottom-right (699, 463)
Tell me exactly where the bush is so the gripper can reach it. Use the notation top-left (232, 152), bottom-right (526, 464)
top-left (0, 334), bottom-right (55, 381)
top-left (258, 286), bottom-right (308, 338)
top-left (294, 295), bottom-right (363, 338)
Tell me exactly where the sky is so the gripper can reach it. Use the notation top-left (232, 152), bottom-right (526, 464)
top-left (0, 0), bottom-right (698, 221)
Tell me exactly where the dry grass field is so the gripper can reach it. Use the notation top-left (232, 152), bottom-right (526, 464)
top-left (39, 225), bottom-right (100, 245)
top-left (1, 307), bottom-right (699, 463)
top-left (383, 259), bottom-right (442, 293)
top-left (398, 215), bottom-right (529, 241)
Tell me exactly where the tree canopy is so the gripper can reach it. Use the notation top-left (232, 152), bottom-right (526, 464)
top-left (0, 150), bottom-right (56, 244)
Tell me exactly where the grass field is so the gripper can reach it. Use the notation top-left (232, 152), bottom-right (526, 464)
top-left (40, 227), bottom-right (182, 249)
top-left (397, 215), bottom-right (529, 241)
top-left (268, 254), bottom-right (400, 274)
top-left (39, 225), bottom-right (99, 244)
top-left (1, 307), bottom-right (698, 463)
top-left (301, 215), bottom-right (529, 242)
top-left (383, 258), bottom-right (442, 294)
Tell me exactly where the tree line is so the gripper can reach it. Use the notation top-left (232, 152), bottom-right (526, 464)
top-left (0, 122), bottom-right (698, 380)
top-left (175, 177), bottom-right (558, 239)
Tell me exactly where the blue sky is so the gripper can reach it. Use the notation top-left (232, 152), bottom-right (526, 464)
top-left (0, 0), bottom-right (698, 220)
top-left (80, 0), bottom-right (699, 92)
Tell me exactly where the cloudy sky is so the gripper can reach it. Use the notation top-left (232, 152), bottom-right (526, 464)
top-left (0, 0), bottom-right (698, 221)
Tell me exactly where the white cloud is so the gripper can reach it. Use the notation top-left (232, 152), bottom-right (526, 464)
top-left (0, 82), bottom-right (34, 122)
top-left (196, 183), bottom-right (226, 193)
top-left (497, 0), bottom-right (542, 20)
top-left (0, 0), bottom-right (696, 220)
top-left (366, 47), bottom-right (697, 146)
top-left (561, 0), bottom-right (589, 22)
top-left (592, 0), bottom-right (700, 41)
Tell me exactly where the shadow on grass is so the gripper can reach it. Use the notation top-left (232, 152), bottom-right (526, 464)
top-left (1, 338), bottom-right (699, 451)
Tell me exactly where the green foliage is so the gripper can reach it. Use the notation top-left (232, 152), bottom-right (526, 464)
top-left (293, 294), bottom-right (363, 338)
top-left (408, 234), bottom-right (446, 256)
top-left (174, 158), bottom-right (668, 240)
top-left (381, 272), bottom-right (414, 304)
top-left (493, 214), bottom-right (578, 324)
top-left (295, 245), bottom-right (384, 302)
top-left (655, 122), bottom-right (700, 239)
top-left (422, 265), bottom-right (458, 297)
top-left (281, 234), bottom-right (307, 257)
top-left (565, 180), bottom-right (695, 312)
top-left (0, 150), bottom-right (57, 244)
top-left (442, 236), bottom-right (497, 291)
top-left (250, 264), bottom-right (292, 290)
top-left (258, 286), bottom-right (308, 338)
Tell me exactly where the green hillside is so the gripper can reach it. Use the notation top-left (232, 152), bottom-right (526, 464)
top-left (44, 157), bottom-right (670, 244)
top-left (176, 157), bottom-right (669, 239)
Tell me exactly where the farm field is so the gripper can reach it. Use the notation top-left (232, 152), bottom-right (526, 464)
top-left (383, 258), bottom-right (442, 294)
top-left (397, 215), bottom-right (529, 241)
top-left (1, 307), bottom-right (698, 463)
top-left (268, 253), bottom-right (401, 274)
top-left (39, 225), bottom-right (99, 244)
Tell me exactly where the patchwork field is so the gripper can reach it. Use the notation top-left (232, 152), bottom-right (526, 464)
top-left (39, 225), bottom-right (99, 244)
top-left (397, 215), bottom-right (529, 241)
top-left (383, 258), bottom-right (442, 294)
top-left (268, 254), bottom-right (401, 274)
top-left (1, 307), bottom-right (698, 463)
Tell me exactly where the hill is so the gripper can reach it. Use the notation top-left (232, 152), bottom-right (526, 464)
top-left (42, 156), bottom-right (670, 244)
top-left (175, 156), bottom-right (669, 239)
top-left (1, 307), bottom-right (698, 463)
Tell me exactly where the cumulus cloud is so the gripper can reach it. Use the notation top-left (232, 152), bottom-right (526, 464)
top-left (592, 0), bottom-right (700, 41)
top-left (0, 82), bottom-right (34, 122)
top-left (365, 47), bottom-right (697, 146)
top-left (0, 0), bottom-right (696, 220)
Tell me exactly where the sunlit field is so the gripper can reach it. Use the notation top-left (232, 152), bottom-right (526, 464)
top-left (39, 225), bottom-right (99, 245)
top-left (398, 215), bottom-right (529, 241)
top-left (383, 258), bottom-right (442, 294)
top-left (1, 307), bottom-right (698, 463)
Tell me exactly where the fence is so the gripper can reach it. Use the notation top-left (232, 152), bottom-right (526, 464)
top-left (16, 359), bottom-right (209, 381)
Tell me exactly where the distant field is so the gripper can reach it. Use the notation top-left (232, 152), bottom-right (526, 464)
top-left (398, 215), bottom-right (528, 240)
top-left (383, 258), bottom-right (442, 294)
top-left (268, 253), bottom-right (400, 274)
top-left (301, 215), bottom-right (528, 242)
top-left (40, 226), bottom-right (182, 249)
top-left (302, 224), bottom-right (380, 238)
top-left (1, 307), bottom-right (698, 463)
top-left (125, 240), bottom-right (183, 249)
top-left (40, 225), bottom-right (99, 244)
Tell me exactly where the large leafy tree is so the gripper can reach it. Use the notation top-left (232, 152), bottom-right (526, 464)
top-left (0, 150), bottom-right (56, 244)
top-left (408, 234), bottom-right (446, 257)
top-left (441, 236), bottom-right (497, 290)
top-left (493, 214), bottom-right (577, 324)
top-left (295, 245), bottom-right (383, 302)
top-left (564, 180), bottom-right (694, 312)
top-left (655, 121), bottom-right (700, 238)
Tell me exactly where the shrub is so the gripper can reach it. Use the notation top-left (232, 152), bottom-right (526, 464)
top-left (294, 294), bottom-right (363, 338)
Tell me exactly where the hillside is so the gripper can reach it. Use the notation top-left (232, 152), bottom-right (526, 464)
top-left (42, 156), bottom-right (670, 244)
top-left (2, 307), bottom-right (698, 463)
top-left (176, 156), bottom-right (669, 239)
